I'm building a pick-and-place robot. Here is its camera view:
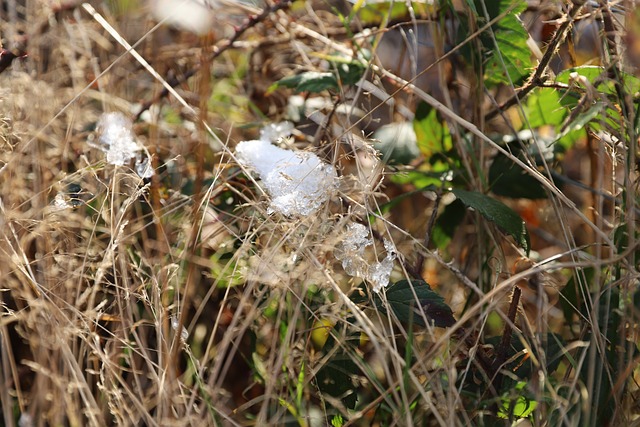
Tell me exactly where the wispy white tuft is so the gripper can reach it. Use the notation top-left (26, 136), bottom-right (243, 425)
top-left (235, 123), bottom-right (337, 216)
top-left (95, 112), bottom-right (139, 166)
top-left (334, 222), bottom-right (372, 278)
top-left (135, 154), bottom-right (155, 179)
top-left (93, 112), bottom-right (154, 177)
top-left (334, 222), bottom-right (396, 292)
top-left (171, 316), bottom-right (189, 342)
top-left (259, 121), bottom-right (295, 143)
top-left (151, 0), bottom-right (215, 35)
top-left (51, 193), bottom-right (72, 211)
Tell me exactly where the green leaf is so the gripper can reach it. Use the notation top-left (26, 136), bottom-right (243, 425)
top-left (451, 188), bottom-right (530, 255)
top-left (270, 58), bottom-right (365, 94)
top-left (480, 0), bottom-right (532, 87)
top-left (526, 87), bottom-right (567, 128)
top-left (556, 65), bottom-right (640, 96)
top-left (271, 71), bottom-right (338, 93)
top-left (210, 244), bottom-right (245, 288)
top-left (555, 103), bottom-right (603, 146)
top-left (331, 414), bottom-right (344, 427)
top-left (489, 154), bottom-right (548, 199)
top-left (389, 169), bottom-right (456, 188)
top-left (336, 60), bottom-right (366, 86)
top-left (555, 126), bottom-right (585, 153)
top-left (497, 381), bottom-right (538, 419)
top-left (413, 102), bottom-right (452, 160)
top-left (357, 280), bottom-right (456, 328)
top-left (432, 199), bottom-right (466, 250)
top-left (356, 1), bottom-right (437, 26)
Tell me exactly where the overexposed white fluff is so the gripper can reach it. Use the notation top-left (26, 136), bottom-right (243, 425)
top-left (94, 112), bottom-right (154, 178)
top-left (151, 0), bottom-right (214, 35)
top-left (96, 112), bottom-right (139, 167)
top-left (260, 121), bottom-right (295, 143)
top-left (334, 222), bottom-right (396, 293)
top-left (235, 138), bottom-right (338, 216)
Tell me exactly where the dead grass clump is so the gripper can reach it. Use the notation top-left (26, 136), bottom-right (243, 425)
top-left (1, 0), bottom-right (639, 426)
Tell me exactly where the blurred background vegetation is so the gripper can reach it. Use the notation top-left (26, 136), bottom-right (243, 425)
top-left (0, 0), bottom-right (639, 425)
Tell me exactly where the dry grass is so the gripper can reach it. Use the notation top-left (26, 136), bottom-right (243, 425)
top-left (1, 0), bottom-right (639, 426)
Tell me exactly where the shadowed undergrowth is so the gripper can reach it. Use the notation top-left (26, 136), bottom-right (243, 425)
top-left (1, 1), bottom-right (639, 426)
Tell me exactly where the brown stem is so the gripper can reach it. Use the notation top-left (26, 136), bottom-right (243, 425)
top-left (490, 285), bottom-right (522, 396)
top-left (134, 0), bottom-right (293, 121)
top-left (484, 0), bottom-right (587, 121)
top-left (415, 189), bottom-right (442, 275)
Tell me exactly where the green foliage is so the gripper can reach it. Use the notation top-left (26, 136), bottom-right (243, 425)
top-left (273, 71), bottom-right (339, 93)
top-left (314, 321), bottom-right (361, 409)
top-left (353, 279), bottom-right (456, 328)
top-left (355, 1), bottom-right (437, 25)
top-left (552, 66), bottom-right (640, 147)
top-left (270, 56), bottom-right (365, 93)
top-left (477, 0), bottom-right (532, 87)
top-left (452, 188), bottom-right (531, 255)
top-left (413, 102), bottom-right (453, 161)
top-left (209, 242), bottom-right (246, 288)
top-left (497, 381), bottom-right (538, 420)
top-left (432, 199), bottom-right (466, 250)
top-left (8, 0), bottom-right (640, 424)
top-left (556, 65), bottom-right (640, 96)
top-left (389, 169), bottom-right (460, 189)
top-left (526, 88), bottom-right (567, 128)
top-left (489, 153), bottom-right (548, 199)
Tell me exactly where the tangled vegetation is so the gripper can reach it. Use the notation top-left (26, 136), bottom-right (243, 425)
top-left (1, 0), bottom-right (639, 425)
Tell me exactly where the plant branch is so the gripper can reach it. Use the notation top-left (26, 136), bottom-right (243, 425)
top-left (490, 285), bottom-right (521, 395)
top-left (484, 0), bottom-right (587, 121)
top-left (134, 0), bottom-right (293, 121)
top-left (415, 189), bottom-right (442, 275)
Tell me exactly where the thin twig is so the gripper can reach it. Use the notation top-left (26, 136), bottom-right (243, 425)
top-left (134, 0), bottom-right (293, 121)
top-left (415, 189), bottom-right (442, 275)
top-left (484, 0), bottom-right (587, 120)
top-left (490, 285), bottom-right (522, 395)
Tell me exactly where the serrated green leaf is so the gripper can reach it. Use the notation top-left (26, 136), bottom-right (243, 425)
top-left (480, 0), bottom-right (532, 87)
top-left (452, 188), bottom-right (530, 255)
top-left (336, 61), bottom-right (366, 86)
top-left (270, 58), bottom-right (365, 94)
top-left (357, 280), bottom-right (456, 328)
top-left (556, 65), bottom-right (606, 86)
